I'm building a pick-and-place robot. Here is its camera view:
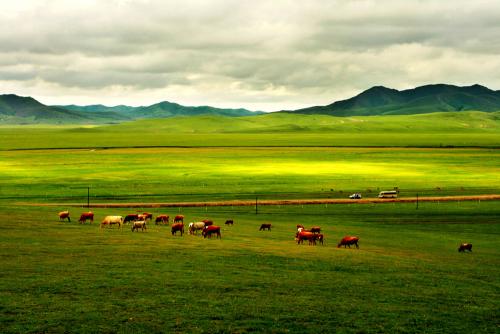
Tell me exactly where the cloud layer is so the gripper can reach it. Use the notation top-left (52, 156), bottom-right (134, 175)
top-left (1, 0), bottom-right (500, 110)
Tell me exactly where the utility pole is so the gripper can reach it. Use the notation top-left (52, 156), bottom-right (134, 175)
top-left (416, 193), bottom-right (419, 210)
top-left (87, 187), bottom-right (90, 209)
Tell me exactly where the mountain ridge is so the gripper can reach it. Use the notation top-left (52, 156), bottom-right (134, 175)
top-left (286, 84), bottom-right (500, 116)
top-left (0, 94), bottom-right (263, 124)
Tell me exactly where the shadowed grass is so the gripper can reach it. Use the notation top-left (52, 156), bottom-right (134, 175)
top-left (1, 202), bottom-right (499, 333)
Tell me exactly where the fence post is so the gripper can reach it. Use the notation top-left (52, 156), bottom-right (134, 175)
top-left (255, 196), bottom-right (258, 215)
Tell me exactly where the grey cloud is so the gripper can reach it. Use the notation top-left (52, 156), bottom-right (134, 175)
top-left (0, 0), bottom-right (499, 110)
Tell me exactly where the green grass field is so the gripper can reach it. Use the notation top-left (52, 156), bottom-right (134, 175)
top-left (1, 111), bottom-right (499, 333)
top-left (1, 147), bottom-right (499, 203)
top-left (1, 112), bottom-right (499, 149)
top-left (1, 202), bottom-right (499, 333)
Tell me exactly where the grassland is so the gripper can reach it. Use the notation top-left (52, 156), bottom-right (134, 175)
top-left (1, 147), bottom-right (499, 204)
top-left (1, 111), bottom-right (499, 333)
top-left (1, 202), bottom-right (499, 333)
top-left (0, 111), bottom-right (499, 149)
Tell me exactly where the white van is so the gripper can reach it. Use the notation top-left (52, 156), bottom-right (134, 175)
top-left (378, 190), bottom-right (398, 198)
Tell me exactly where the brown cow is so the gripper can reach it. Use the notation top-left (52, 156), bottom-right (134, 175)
top-left (315, 233), bottom-right (325, 245)
top-left (296, 231), bottom-right (316, 245)
top-left (174, 215), bottom-right (184, 224)
top-left (458, 243), bottom-right (472, 252)
top-left (225, 219), bottom-right (234, 226)
top-left (337, 236), bottom-right (359, 249)
top-left (155, 215), bottom-right (169, 225)
top-left (310, 226), bottom-right (321, 234)
top-left (202, 219), bottom-right (213, 226)
top-left (259, 223), bottom-right (272, 231)
top-left (142, 213), bottom-right (153, 221)
top-left (203, 225), bottom-right (221, 239)
top-left (171, 223), bottom-right (184, 236)
top-left (58, 211), bottom-right (70, 222)
top-left (78, 212), bottom-right (94, 224)
top-left (123, 214), bottom-right (139, 224)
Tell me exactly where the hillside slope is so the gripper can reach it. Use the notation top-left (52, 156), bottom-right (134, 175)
top-left (289, 84), bottom-right (500, 116)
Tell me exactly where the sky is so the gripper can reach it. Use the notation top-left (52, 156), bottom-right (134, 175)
top-left (1, 0), bottom-right (500, 111)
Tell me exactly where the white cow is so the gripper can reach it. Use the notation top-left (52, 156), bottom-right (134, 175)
top-left (131, 220), bottom-right (147, 232)
top-left (188, 222), bottom-right (206, 234)
top-left (100, 216), bottom-right (123, 229)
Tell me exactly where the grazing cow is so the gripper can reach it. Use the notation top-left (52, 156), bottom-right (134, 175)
top-left (310, 226), bottom-right (321, 234)
top-left (174, 215), bottom-right (184, 224)
top-left (100, 216), bottom-right (123, 229)
top-left (58, 211), bottom-right (70, 222)
top-left (142, 213), bottom-right (153, 221)
top-left (131, 220), bottom-right (147, 232)
top-left (315, 233), bottom-right (325, 245)
top-left (458, 243), bottom-right (473, 252)
top-left (225, 219), bottom-right (234, 226)
top-left (337, 236), bottom-right (359, 249)
top-left (78, 212), bottom-right (94, 224)
top-left (188, 222), bottom-right (206, 235)
top-left (202, 219), bottom-right (213, 226)
top-left (171, 223), bottom-right (184, 236)
top-left (123, 214), bottom-right (139, 224)
top-left (155, 215), bottom-right (169, 225)
top-left (296, 231), bottom-right (316, 245)
top-left (259, 223), bottom-right (272, 231)
top-left (203, 225), bottom-right (221, 239)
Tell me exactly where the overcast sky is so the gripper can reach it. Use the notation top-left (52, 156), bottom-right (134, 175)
top-left (1, 0), bottom-right (499, 111)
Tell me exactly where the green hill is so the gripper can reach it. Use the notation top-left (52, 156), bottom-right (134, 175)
top-left (0, 94), bottom-right (129, 124)
top-left (102, 110), bottom-right (500, 134)
top-left (288, 84), bottom-right (500, 116)
top-left (0, 95), bottom-right (263, 124)
top-left (60, 101), bottom-right (263, 119)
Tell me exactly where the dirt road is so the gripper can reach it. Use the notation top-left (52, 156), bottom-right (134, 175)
top-left (24, 194), bottom-right (500, 208)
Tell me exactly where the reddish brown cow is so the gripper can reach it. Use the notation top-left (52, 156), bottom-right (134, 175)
top-left (315, 233), bottom-right (325, 245)
top-left (296, 231), bottom-right (316, 245)
top-left (58, 211), bottom-right (70, 222)
top-left (78, 212), bottom-right (94, 224)
top-left (202, 219), bottom-right (213, 226)
top-left (225, 219), bottom-right (234, 225)
top-left (174, 215), bottom-right (184, 224)
top-left (337, 236), bottom-right (359, 249)
top-left (171, 223), bottom-right (184, 236)
top-left (155, 215), bottom-right (169, 225)
top-left (259, 223), bottom-right (272, 231)
top-left (203, 225), bottom-right (221, 239)
top-left (458, 243), bottom-right (472, 252)
top-left (142, 212), bottom-right (153, 221)
top-left (123, 214), bottom-right (139, 224)
top-left (310, 226), bottom-right (321, 234)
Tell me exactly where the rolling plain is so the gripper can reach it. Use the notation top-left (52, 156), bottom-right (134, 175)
top-left (1, 111), bottom-right (499, 333)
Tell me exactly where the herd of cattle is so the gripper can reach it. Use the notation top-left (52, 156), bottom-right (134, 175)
top-left (58, 210), bottom-right (473, 251)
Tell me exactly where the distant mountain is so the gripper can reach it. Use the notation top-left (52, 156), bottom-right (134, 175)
top-left (0, 94), bottom-right (262, 124)
top-left (287, 84), bottom-right (500, 116)
top-left (60, 101), bottom-right (263, 119)
top-left (0, 94), bottom-right (122, 124)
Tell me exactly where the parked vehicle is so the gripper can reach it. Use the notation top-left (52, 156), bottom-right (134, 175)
top-left (349, 193), bottom-right (362, 199)
top-left (378, 190), bottom-right (398, 198)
